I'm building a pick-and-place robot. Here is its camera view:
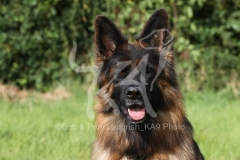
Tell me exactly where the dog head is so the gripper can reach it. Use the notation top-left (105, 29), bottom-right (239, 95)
top-left (94, 9), bottom-right (177, 124)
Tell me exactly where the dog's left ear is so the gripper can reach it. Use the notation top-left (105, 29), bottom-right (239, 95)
top-left (94, 16), bottom-right (127, 59)
top-left (137, 9), bottom-right (172, 52)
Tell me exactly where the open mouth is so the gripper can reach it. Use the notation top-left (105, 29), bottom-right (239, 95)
top-left (127, 105), bottom-right (146, 121)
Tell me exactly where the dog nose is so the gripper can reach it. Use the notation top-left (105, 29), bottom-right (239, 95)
top-left (126, 87), bottom-right (141, 99)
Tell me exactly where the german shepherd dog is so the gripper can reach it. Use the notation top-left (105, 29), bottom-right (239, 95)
top-left (92, 9), bottom-right (204, 160)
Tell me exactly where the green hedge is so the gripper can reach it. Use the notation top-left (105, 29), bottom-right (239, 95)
top-left (0, 0), bottom-right (98, 91)
top-left (0, 0), bottom-right (239, 94)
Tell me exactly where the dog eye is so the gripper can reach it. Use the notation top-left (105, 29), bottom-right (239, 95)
top-left (119, 69), bottom-right (127, 76)
top-left (146, 67), bottom-right (154, 74)
top-left (119, 71), bottom-right (126, 76)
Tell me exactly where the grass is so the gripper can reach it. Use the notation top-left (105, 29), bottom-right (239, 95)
top-left (0, 85), bottom-right (240, 160)
top-left (185, 91), bottom-right (240, 160)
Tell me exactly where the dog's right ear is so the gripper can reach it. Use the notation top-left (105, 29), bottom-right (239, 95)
top-left (137, 9), bottom-right (171, 52)
top-left (94, 16), bottom-right (127, 59)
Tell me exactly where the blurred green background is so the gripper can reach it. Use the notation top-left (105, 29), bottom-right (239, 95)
top-left (0, 0), bottom-right (240, 160)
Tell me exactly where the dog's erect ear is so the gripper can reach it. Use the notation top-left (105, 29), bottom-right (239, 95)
top-left (95, 16), bottom-right (127, 59)
top-left (137, 9), bottom-right (172, 51)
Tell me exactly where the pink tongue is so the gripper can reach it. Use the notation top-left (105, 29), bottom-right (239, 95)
top-left (128, 108), bottom-right (145, 120)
